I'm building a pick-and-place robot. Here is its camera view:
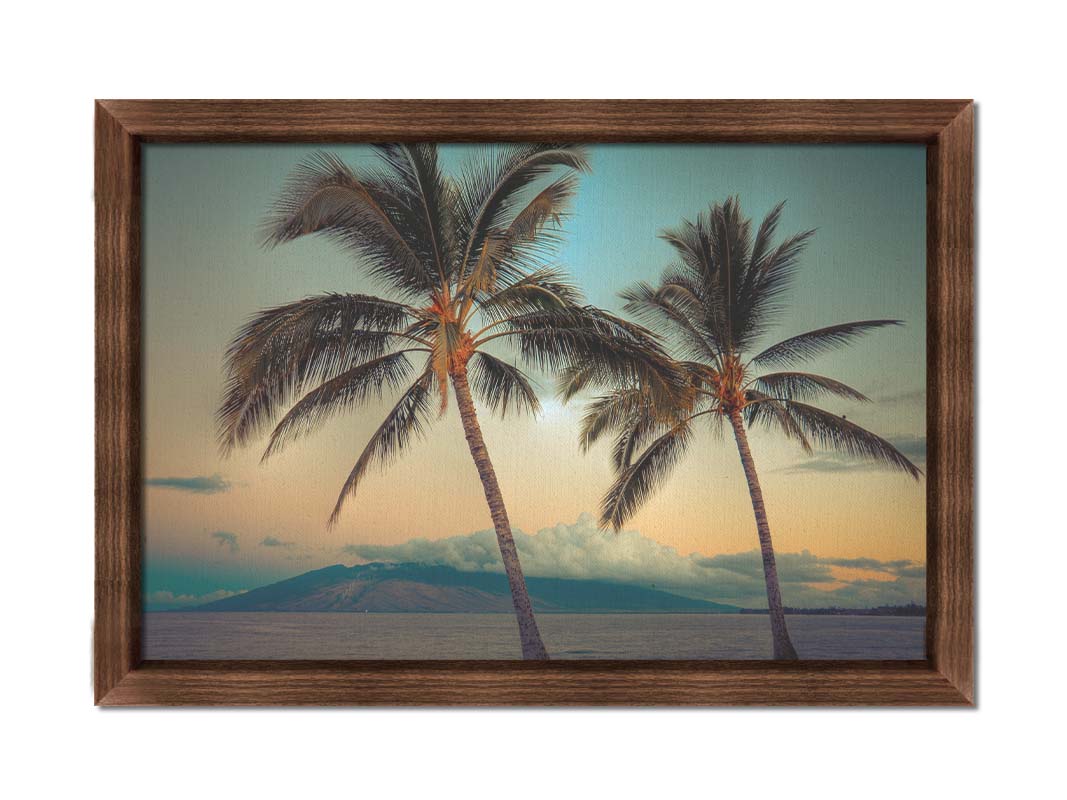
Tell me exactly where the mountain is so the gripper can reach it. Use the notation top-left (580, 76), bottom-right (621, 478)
top-left (196, 562), bottom-right (738, 613)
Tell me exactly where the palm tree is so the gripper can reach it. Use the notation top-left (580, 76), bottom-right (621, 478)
top-left (217, 144), bottom-right (674, 660)
top-left (570, 197), bottom-right (921, 659)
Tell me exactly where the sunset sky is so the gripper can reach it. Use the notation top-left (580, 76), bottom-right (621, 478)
top-left (142, 143), bottom-right (926, 610)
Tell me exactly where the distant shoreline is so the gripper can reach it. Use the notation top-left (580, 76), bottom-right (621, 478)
top-left (148, 607), bottom-right (926, 617)
top-left (739, 604), bottom-right (925, 617)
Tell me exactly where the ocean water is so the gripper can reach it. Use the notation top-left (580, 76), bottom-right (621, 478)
top-left (143, 612), bottom-right (925, 660)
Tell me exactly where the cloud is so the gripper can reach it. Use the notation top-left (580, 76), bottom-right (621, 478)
top-left (890, 564), bottom-right (926, 579)
top-left (260, 536), bottom-right (296, 549)
top-left (343, 514), bottom-right (925, 609)
top-left (877, 388), bottom-right (926, 406)
top-left (211, 530), bottom-right (239, 553)
top-left (145, 588), bottom-right (243, 609)
top-left (888, 434), bottom-right (927, 462)
top-left (260, 536), bottom-right (308, 559)
top-left (779, 434), bottom-right (926, 475)
top-left (779, 455), bottom-right (874, 474)
top-left (145, 473), bottom-right (231, 494)
top-left (695, 550), bottom-right (836, 583)
top-left (813, 577), bottom-right (926, 607)
top-left (821, 556), bottom-right (904, 570)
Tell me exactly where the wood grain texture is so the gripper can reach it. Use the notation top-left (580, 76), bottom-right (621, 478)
top-left (94, 100), bottom-right (975, 706)
top-left (926, 103), bottom-right (975, 702)
top-left (94, 103), bottom-right (142, 703)
top-left (100, 660), bottom-right (969, 707)
top-left (98, 99), bottom-right (971, 143)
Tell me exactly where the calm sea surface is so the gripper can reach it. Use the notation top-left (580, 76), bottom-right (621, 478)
top-left (144, 612), bottom-right (924, 660)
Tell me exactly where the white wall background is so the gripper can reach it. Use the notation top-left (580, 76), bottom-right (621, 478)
top-left (2, 1), bottom-right (1062, 797)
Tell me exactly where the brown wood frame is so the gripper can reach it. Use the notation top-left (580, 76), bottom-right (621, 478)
top-left (95, 100), bottom-right (974, 706)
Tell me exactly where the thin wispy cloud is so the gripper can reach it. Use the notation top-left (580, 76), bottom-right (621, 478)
top-left (892, 564), bottom-right (926, 579)
top-left (145, 473), bottom-right (231, 494)
top-left (779, 434), bottom-right (926, 475)
top-left (211, 530), bottom-right (239, 553)
top-left (342, 515), bottom-right (925, 609)
top-left (876, 388), bottom-right (926, 406)
top-left (260, 536), bottom-right (296, 549)
top-left (823, 558), bottom-right (917, 576)
top-left (779, 456), bottom-right (875, 474)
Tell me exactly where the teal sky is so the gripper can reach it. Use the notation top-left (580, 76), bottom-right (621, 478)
top-left (142, 143), bottom-right (926, 610)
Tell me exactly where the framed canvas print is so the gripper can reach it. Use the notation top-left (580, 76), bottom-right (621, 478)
top-left (95, 100), bottom-right (973, 705)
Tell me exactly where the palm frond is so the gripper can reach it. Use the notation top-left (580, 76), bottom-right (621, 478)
top-left (555, 361), bottom-right (599, 403)
top-left (372, 144), bottom-right (457, 285)
top-left (461, 229), bottom-right (508, 298)
top-left (678, 360), bottom-right (722, 392)
top-left (505, 173), bottom-right (578, 243)
top-left (261, 350), bottom-right (420, 460)
top-left (476, 267), bottom-right (584, 321)
top-left (455, 144), bottom-right (589, 284)
top-left (749, 320), bottom-right (903, 369)
top-left (610, 414), bottom-right (670, 470)
top-left (260, 151), bottom-right (436, 297)
top-left (749, 201), bottom-right (785, 270)
top-left (620, 279), bottom-right (718, 362)
top-left (710, 196), bottom-right (754, 309)
top-left (328, 369), bottom-right (439, 526)
top-left (399, 313), bottom-right (439, 345)
top-left (463, 174), bottom-right (580, 295)
top-left (600, 421), bottom-right (693, 530)
top-left (217, 294), bottom-right (416, 453)
top-left (734, 227), bottom-right (815, 346)
top-left (743, 391), bottom-right (812, 453)
top-left (753, 372), bottom-right (869, 403)
top-left (778, 400), bottom-right (921, 477)
top-left (468, 352), bottom-right (541, 418)
top-left (577, 388), bottom-right (652, 452)
top-left (659, 216), bottom-right (715, 287)
top-left (499, 307), bottom-right (686, 406)
top-left (654, 199), bottom-right (816, 352)
top-left (576, 361), bottom-right (713, 462)
top-left (658, 199), bottom-right (759, 350)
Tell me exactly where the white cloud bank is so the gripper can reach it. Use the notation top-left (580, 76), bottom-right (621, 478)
top-left (146, 589), bottom-right (243, 609)
top-left (344, 514), bottom-right (925, 609)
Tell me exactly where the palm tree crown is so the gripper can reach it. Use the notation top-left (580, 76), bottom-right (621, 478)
top-left (217, 145), bottom-right (669, 524)
top-left (582, 197), bottom-right (920, 529)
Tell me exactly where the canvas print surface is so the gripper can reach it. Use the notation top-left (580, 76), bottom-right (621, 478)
top-left (141, 143), bottom-right (926, 660)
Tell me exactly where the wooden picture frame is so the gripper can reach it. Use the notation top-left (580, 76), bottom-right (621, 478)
top-left (95, 99), bottom-right (974, 706)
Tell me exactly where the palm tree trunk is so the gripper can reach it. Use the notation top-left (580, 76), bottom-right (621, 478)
top-left (727, 411), bottom-right (799, 660)
top-left (450, 365), bottom-right (549, 660)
